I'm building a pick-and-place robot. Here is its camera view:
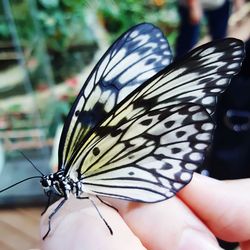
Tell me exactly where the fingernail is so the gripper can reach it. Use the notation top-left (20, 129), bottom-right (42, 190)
top-left (178, 229), bottom-right (223, 250)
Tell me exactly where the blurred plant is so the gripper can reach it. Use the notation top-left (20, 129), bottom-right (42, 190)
top-left (0, 0), bottom-right (95, 50)
top-left (0, 0), bottom-right (179, 84)
top-left (37, 0), bottom-right (95, 52)
top-left (0, 0), bottom-right (180, 135)
top-left (93, 0), bottom-right (179, 46)
top-left (0, 0), bottom-right (98, 88)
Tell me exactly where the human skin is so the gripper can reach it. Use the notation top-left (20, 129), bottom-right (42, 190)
top-left (40, 173), bottom-right (250, 250)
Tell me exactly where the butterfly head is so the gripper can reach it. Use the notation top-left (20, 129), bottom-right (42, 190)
top-left (40, 171), bottom-right (69, 198)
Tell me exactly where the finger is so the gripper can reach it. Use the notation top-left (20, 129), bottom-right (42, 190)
top-left (106, 196), bottom-right (222, 250)
top-left (240, 239), bottom-right (250, 250)
top-left (40, 196), bottom-right (146, 250)
top-left (178, 173), bottom-right (250, 242)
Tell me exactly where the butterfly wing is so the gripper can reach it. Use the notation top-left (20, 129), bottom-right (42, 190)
top-left (70, 103), bottom-right (213, 202)
top-left (145, 38), bottom-right (244, 115)
top-left (58, 23), bottom-right (173, 169)
top-left (65, 38), bottom-right (244, 202)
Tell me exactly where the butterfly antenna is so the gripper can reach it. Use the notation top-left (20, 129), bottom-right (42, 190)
top-left (18, 150), bottom-right (44, 176)
top-left (0, 176), bottom-right (41, 193)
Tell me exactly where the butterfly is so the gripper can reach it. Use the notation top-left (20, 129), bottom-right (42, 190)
top-left (2, 23), bottom-right (244, 239)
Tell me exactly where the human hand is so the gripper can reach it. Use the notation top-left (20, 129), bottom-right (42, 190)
top-left (40, 173), bottom-right (250, 250)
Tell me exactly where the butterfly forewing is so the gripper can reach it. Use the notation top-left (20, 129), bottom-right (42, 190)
top-left (59, 23), bottom-right (173, 169)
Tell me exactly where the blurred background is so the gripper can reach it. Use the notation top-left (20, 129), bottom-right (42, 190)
top-left (0, 0), bottom-right (249, 249)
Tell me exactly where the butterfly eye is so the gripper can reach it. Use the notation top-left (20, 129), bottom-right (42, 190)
top-left (41, 178), bottom-right (49, 188)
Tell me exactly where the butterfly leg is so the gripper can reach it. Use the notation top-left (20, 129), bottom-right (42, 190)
top-left (87, 197), bottom-right (113, 235)
top-left (42, 198), bottom-right (67, 240)
top-left (41, 190), bottom-right (52, 215)
top-left (96, 196), bottom-right (119, 212)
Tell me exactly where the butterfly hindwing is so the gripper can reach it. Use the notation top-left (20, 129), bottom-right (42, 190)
top-left (59, 23), bottom-right (173, 168)
top-left (67, 103), bottom-right (213, 202)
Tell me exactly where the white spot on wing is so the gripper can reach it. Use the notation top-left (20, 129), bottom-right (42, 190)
top-left (216, 79), bottom-right (227, 86)
top-left (173, 182), bottom-right (183, 189)
top-left (196, 133), bottom-right (210, 141)
top-left (201, 96), bottom-right (214, 105)
top-left (161, 44), bottom-right (168, 49)
top-left (162, 58), bottom-right (171, 65)
top-left (185, 163), bottom-right (197, 170)
top-left (189, 152), bottom-right (202, 161)
top-left (194, 143), bottom-right (207, 150)
top-left (200, 47), bottom-right (216, 56)
top-left (227, 63), bottom-right (239, 69)
top-left (156, 32), bottom-right (161, 38)
top-left (188, 106), bottom-right (200, 112)
top-left (130, 30), bottom-right (139, 38)
top-left (210, 88), bottom-right (221, 93)
top-left (202, 123), bottom-right (214, 131)
top-left (180, 172), bottom-right (192, 182)
top-left (192, 112), bottom-right (207, 121)
top-left (232, 50), bottom-right (242, 56)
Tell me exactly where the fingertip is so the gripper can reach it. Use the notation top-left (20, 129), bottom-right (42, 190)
top-left (178, 173), bottom-right (250, 242)
top-left (240, 239), bottom-right (250, 250)
top-left (178, 229), bottom-right (223, 250)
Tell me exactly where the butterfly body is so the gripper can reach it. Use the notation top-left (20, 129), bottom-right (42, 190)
top-left (41, 171), bottom-right (84, 199)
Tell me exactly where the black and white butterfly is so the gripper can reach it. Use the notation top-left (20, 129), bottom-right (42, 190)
top-left (1, 23), bottom-right (244, 239)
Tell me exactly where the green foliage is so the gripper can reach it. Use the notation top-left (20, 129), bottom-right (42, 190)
top-left (37, 0), bottom-right (94, 52)
top-left (0, 0), bottom-right (180, 132)
top-left (94, 0), bottom-right (178, 45)
top-left (0, 0), bottom-right (179, 57)
top-left (0, 0), bottom-right (95, 51)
